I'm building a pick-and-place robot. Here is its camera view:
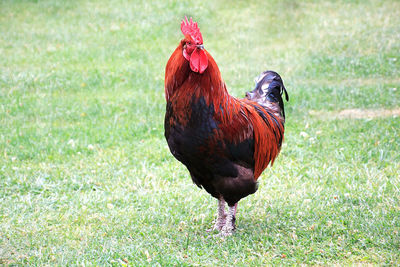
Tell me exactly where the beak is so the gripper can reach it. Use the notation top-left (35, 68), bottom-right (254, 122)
top-left (196, 44), bottom-right (204, 49)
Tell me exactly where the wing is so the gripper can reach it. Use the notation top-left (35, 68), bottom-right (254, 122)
top-left (244, 101), bottom-right (284, 179)
top-left (212, 98), bottom-right (284, 180)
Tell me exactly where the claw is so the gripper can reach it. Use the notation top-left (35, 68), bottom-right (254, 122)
top-left (219, 228), bottom-right (234, 237)
top-left (207, 214), bottom-right (227, 232)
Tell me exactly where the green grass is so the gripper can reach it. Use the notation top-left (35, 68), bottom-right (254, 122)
top-left (1, 0), bottom-right (399, 265)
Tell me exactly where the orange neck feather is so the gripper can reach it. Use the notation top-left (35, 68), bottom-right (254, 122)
top-left (165, 41), bottom-right (238, 125)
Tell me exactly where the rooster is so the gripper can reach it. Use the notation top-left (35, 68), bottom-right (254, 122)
top-left (164, 17), bottom-right (289, 236)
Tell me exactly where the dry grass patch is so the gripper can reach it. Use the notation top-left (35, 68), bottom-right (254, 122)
top-left (309, 108), bottom-right (400, 119)
top-left (299, 78), bottom-right (400, 87)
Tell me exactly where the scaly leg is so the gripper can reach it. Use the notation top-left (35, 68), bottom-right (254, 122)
top-left (221, 203), bottom-right (237, 236)
top-left (208, 197), bottom-right (226, 231)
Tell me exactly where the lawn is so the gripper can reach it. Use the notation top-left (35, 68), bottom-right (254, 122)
top-left (1, 0), bottom-right (399, 265)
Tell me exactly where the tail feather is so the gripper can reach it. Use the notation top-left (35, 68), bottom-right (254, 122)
top-left (246, 70), bottom-right (289, 120)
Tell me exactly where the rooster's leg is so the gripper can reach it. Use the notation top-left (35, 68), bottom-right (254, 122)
top-left (208, 197), bottom-right (226, 231)
top-left (221, 203), bottom-right (238, 236)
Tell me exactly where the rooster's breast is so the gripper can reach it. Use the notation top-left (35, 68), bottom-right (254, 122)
top-left (165, 96), bottom-right (256, 181)
top-left (164, 97), bottom-right (218, 165)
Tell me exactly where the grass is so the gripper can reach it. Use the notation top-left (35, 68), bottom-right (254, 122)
top-left (1, 0), bottom-right (399, 265)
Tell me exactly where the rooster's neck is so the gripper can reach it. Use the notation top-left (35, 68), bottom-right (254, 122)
top-left (165, 43), bottom-right (231, 107)
top-left (165, 43), bottom-right (190, 101)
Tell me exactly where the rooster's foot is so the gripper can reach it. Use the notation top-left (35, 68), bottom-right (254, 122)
top-left (219, 223), bottom-right (235, 237)
top-left (207, 214), bottom-right (227, 232)
top-left (218, 204), bottom-right (237, 236)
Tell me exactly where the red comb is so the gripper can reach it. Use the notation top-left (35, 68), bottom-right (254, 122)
top-left (181, 16), bottom-right (203, 45)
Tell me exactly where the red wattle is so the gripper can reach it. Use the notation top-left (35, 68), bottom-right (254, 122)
top-left (189, 48), bottom-right (208, 74)
top-left (183, 48), bottom-right (190, 61)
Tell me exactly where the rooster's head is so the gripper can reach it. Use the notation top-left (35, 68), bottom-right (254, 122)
top-left (181, 16), bottom-right (208, 74)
